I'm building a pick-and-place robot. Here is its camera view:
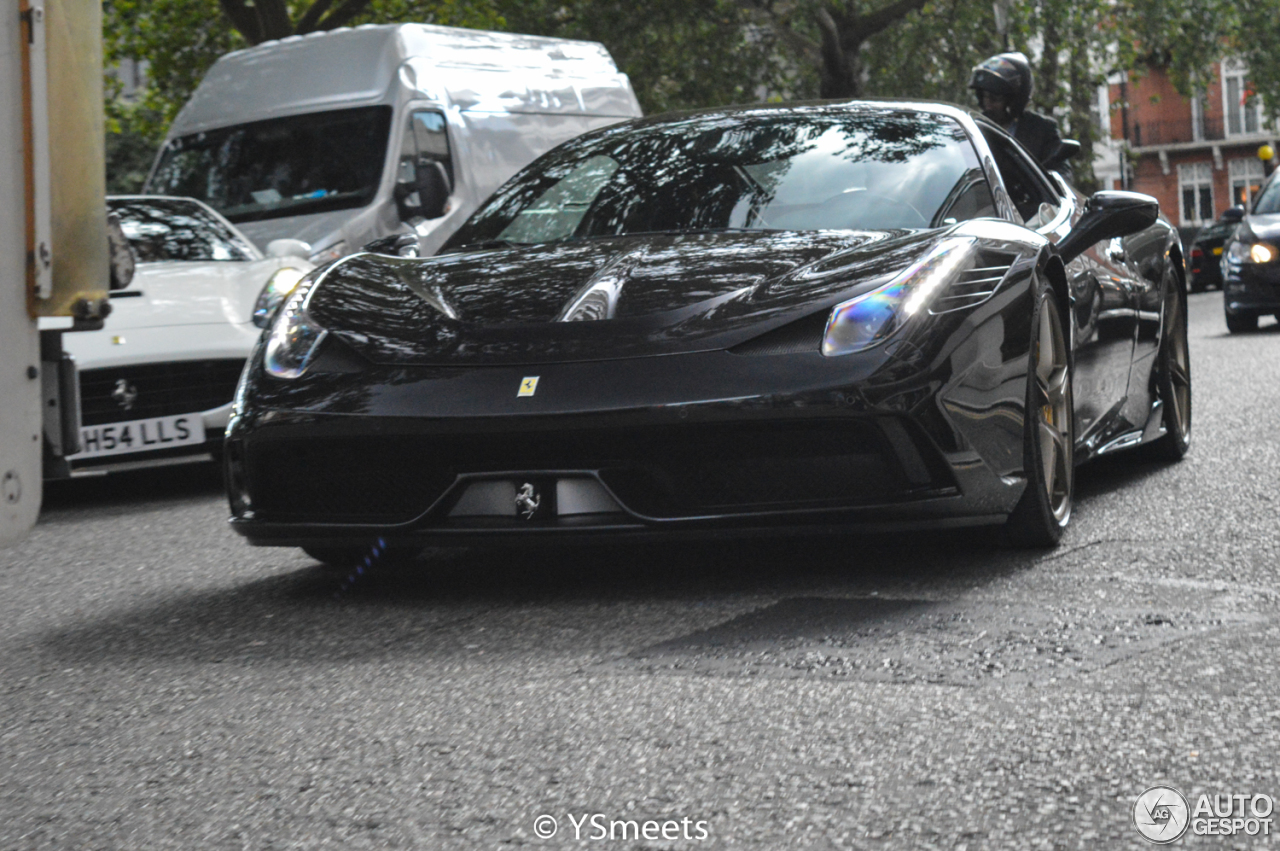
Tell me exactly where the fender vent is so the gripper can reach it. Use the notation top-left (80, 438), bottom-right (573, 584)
top-left (728, 310), bottom-right (828, 356)
top-left (931, 250), bottom-right (1018, 313)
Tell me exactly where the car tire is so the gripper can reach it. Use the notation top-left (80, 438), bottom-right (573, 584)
top-left (1225, 310), bottom-right (1257, 333)
top-left (1143, 277), bottom-right (1192, 462)
top-left (1189, 277), bottom-right (1205, 294)
top-left (1005, 278), bottom-right (1074, 549)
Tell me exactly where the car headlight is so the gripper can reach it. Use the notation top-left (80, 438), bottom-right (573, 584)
top-left (822, 238), bottom-right (976, 357)
top-left (263, 267), bottom-right (328, 380)
top-left (308, 240), bottom-right (348, 264)
top-left (252, 266), bottom-right (307, 329)
top-left (1226, 240), bottom-right (1278, 264)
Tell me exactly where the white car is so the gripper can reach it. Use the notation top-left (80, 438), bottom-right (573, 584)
top-left (42, 195), bottom-right (313, 477)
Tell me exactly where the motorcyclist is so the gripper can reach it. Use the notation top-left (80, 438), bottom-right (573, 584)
top-left (969, 52), bottom-right (1068, 172)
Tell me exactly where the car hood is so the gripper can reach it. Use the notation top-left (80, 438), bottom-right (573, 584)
top-left (309, 229), bottom-right (942, 365)
top-left (102, 258), bottom-right (296, 331)
top-left (233, 209), bottom-right (354, 253)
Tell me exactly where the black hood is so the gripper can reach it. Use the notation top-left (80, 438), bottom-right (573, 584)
top-left (308, 229), bottom-right (942, 365)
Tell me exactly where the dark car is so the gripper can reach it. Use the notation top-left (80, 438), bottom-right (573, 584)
top-left (1222, 175), bottom-right (1280, 331)
top-left (223, 102), bottom-right (1191, 562)
top-left (1188, 211), bottom-right (1240, 292)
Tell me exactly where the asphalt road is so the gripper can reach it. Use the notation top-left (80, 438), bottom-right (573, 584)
top-left (3, 291), bottom-right (1278, 850)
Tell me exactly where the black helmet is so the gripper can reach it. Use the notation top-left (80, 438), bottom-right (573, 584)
top-left (969, 52), bottom-right (1033, 115)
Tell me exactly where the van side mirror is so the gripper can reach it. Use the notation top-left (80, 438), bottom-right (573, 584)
top-left (1221, 206), bottom-right (1246, 223)
top-left (395, 160), bottom-right (451, 221)
top-left (1056, 190), bottom-right (1159, 264)
top-left (363, 233), bottom-right (420, 258)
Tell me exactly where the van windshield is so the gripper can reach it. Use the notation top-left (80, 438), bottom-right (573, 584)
top-left (146, 106), bottom-right (392, 224)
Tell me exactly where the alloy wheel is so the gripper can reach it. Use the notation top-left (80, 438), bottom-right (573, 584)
top-left (1033, 298), bottom-right (1072, 524)
top-left (1164, 287), bottom-right (1192, 443)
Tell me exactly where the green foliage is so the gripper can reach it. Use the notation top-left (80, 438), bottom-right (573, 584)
top-left (860, 0), bottom-right (1003, 104)
top-left (498, 0), bottom-right (791, 115)
top-left (102, 0), bottom-right (1280, 194)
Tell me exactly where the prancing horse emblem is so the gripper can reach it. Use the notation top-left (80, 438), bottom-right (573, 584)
top-left (515, 483), bottom-right (541, 519)
top-left (111, 379), bottom-right (139, 411)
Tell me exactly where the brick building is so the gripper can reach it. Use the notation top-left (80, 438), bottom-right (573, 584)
top-left (1110, 59), bottom-right (1273, 240)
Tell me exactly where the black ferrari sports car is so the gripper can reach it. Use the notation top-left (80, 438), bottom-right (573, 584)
top-left (224, 101), bottom-right (1191, 560)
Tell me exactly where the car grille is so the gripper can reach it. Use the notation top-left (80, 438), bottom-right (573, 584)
top-left (244, 418), bottom-right (947, 525)
top-left (80, 359), bottom-right (245, 426)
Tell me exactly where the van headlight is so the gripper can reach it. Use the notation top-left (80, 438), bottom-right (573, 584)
top-left (822, 238), bottom-right (975, 357)
top-left (252, 266), bottom-right (307, 328)
top-left (263, 267), bottom-right (328, 379)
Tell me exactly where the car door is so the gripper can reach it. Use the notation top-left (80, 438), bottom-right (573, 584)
top-left (981, 129), bottom-right (1139, 447)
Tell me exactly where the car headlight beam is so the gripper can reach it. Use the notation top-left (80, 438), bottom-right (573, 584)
top-left (822, 238), bottom-right (976, 357)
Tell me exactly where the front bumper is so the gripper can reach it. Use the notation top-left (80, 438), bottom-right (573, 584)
top-left (226, 301), bottom-right (1037, 546)
top-left (1224, 261), bottom-right (1280, 314)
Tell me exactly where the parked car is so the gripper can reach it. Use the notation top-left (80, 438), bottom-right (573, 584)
top-left (1221, 174), bottom-right (1280, 331)
top-left (42, 196), bottom-right (313, 477)
top-left (143, 24), bottom-right (642, 264)
top-left (1188, 209), bottom-right (1240, 292)
top-left (224, 101), bottom-right (1190, 563)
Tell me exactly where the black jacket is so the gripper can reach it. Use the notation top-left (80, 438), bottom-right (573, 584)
top-left (1011, 110), bottom-right (1064, 170)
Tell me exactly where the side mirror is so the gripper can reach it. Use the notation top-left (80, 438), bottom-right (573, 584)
top-left (106, 212), bottom-right (135, 290)
top-left (266, 238), bottom-right (312, 259)
top-left (394, 160), bottom-right (451, 221)
top-left (1221, 206), bottom-right (1246, 223)
top-left (1041, 139), bottom-right (1081, 172)
top-left (1056, 190), bottom-right (1160, 264)
top-left (362, 233), bottom-right (420, 258)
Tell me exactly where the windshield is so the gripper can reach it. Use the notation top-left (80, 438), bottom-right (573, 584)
top-left (146, 106), bottom-right (392, 224)
top-left (107, 197), bottom-right (257, 263)
top-left (1252, 177), bottom-right (1280, 215)
top-left (445, 108), bottom-right (993, 251)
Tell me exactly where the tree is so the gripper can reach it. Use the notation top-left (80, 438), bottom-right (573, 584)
top-left (740, 0), bottom-right (933, 98)
top-left (497, 0), bottom-right (789, 114)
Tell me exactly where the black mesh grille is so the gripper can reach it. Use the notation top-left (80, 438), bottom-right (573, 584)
top-left (80, 359), bottom-right (245, 426)
top-left (245, 418), bottom-right (934, 524)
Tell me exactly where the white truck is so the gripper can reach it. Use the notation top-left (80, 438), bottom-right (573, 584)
top-left (3, 0), bottom-right (115, 545)
top-left (143, 23), bottom-right (642, 261)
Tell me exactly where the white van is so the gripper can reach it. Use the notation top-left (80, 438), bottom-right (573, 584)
top-left (144, 24), bottom-right (642, 260)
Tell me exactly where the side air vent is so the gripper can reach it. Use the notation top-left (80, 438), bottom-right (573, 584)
top-left (931, 250), bottom-right (1018, 314)
top-left (728, 310), bottom-right (829, 356)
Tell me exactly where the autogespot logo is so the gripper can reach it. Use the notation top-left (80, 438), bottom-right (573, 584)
top-left (1134, 785), bottom-right (1191, 844)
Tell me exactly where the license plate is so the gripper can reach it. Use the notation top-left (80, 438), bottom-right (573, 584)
top-left (70, 414), bottom-right (206, 460)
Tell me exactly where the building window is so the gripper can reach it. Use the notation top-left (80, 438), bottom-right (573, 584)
top-left (1229, 157), bottom-right (1265, 209)
top-left (1223, 59), bottom-right (1264, 137)
top-left (1178, 162), bottom-right (1215, 227)
top-left (1191, 89), bottom-right (1207, 142)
